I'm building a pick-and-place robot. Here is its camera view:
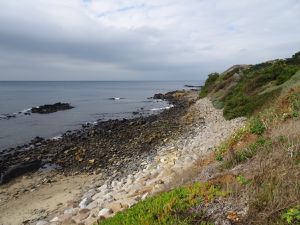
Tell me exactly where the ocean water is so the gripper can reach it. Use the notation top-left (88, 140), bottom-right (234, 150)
top-left (0, 81), bottom-right (203, 150)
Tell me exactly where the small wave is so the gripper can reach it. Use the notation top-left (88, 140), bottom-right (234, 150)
top-left (19, 108), bottom-right (32, 114)
top-left (50, 135), bottom-right (62, 140)
top-left (108, 97), bottom-right (125, 101)
top-left (150, 104), bottom-right (174, 111)
top-left (84, 121), bottom-right (98, 126)
top-left (0, 107), bottom-right (32, 120)
top-left (0, 113), bottom-right (16, 120)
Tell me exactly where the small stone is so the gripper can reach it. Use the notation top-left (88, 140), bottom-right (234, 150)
top-left (79, 197), bottom-right (92, 209)
top-left (98, 208), bottom-right (113, 218)
top-left (50, 217), bottom-right (59, 222)
top-left (82, 189), bottom-right (96, 199)
top-left (79, 208), bottom-right (90, 214)
top-left (86, 201), bottom-right (98, 210)
top-left (89, 208), bottom-right (100, 218)
top-left (106, 202), bottom-right (123, 213)
top-left (67, 200), bottom-right (77, 208)
top-left (92, 192), bottom-right (103, 201)
top-left (64, 208), bottom-right (79, 215)
top-left (88, 159), bottom-right (95, 164)
top-left (141, 192), bottom-right (149, 200)
top-left (72, 211), bottom-right (90, 224)
top-left (57, 213), bottom-right (73, 223)
top-left (36, 220), bottom-right (49, 225)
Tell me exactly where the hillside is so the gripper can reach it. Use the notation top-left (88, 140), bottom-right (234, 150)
top-left (99, 52), bottom-right (300, 225)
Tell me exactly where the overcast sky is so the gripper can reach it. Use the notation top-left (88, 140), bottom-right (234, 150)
top-left (0, 0), bottom-right (299, 81)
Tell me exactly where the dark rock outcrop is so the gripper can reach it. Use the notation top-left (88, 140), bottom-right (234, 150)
top-left (153, 93), bottom-right (166, 100)
top-left (31, 102), bottom-right (74, 114)
top-left (0, 160), bottom-right (42, 185)
top-left (184, 85), bottom-right (202, 88)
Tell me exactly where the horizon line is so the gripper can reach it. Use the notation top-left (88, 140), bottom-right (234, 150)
top-left (0, 80), bottom-right (205, 82)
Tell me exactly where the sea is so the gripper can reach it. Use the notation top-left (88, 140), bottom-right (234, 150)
top-left (0, 81), bottom-right (203, 151)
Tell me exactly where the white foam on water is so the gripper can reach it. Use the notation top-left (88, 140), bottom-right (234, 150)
top-left (150, 104), bottom-right (174, 111)
top-left (20, 108), bottom-right (32, 113)
top-left (50, 135), bottom-right (62, 140)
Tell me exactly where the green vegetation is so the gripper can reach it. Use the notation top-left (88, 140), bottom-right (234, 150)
top-left (214, 124), bottom-right (250, 161)
top-left (246, 135), bottom-right (300, 224)
top-left (199, 52), bottom-right (300, 120)
top-left (282, 205), bottom-right (300, 224)
top-left (223, 137), bottom-right (271, 169)
top-left (206, 52), bottom-right (300, 224)
top-left (236, 175), bottom-right (251, 185)
top-left (199, 72), bottom-right (219, 98)
top-left (249, 117), bottom-right (266, 135)
top-left (101, 182), bottom-right (224, 225)
top-left (99, 52), bottom-right (300, 225)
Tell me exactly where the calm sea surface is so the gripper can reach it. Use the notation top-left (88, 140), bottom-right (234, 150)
top-left (0, 81), bottom-right (203, 150)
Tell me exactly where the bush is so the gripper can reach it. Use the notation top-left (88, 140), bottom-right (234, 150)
top-left (199, 73), bottom-right (219, 98)
top-left (276, 66), bottom-right (298, 85)
top-left (250, 118), bottom-right (266, 135)
top-left (223, 89), bottom-right (280, 119)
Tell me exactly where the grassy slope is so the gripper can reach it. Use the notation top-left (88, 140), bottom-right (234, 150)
top-left (101, 183), bottom-right (223, 225)
top-left (99, 52), bottom-right (300, 225)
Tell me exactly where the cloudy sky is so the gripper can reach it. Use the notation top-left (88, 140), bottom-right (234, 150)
top-left (0, 0), bottom-right (299, 81)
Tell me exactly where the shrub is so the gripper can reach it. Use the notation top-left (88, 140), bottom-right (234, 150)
top-left (199, 73), bottom-right (219, 98)
top-left (276, 66), bottom-right (298, 85)
top-left (223, 88), bottom-right (281, 120)
top-left (250, 118), bottom-right (266, 135)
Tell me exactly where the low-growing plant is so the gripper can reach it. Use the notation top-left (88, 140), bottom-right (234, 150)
top-left (236, 175), bottom-right (251, 185)
top-left (250, 117), bottom-right (266, 135)
top-left (281, 205), bottom-right (300, 224)
top-left (214, 125), bottom-right (250, 161)
top-left (246, 135), bottom-right (300, 224)
top-left (101, 182), bottom-right (225, 225)
top-left (223, 137), bottom-right (271, 168)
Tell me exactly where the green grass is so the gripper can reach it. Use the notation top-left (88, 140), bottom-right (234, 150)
top-left (100, 182), bottom-right (225, 225)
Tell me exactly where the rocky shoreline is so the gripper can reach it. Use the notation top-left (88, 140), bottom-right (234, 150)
top-left (0, 90), bottom-right (246, 225)
top-left (0, 90), bottom-right (195, 184)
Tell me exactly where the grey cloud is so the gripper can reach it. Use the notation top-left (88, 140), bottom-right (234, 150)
top-left (0, 0), bottom-right (299, 81)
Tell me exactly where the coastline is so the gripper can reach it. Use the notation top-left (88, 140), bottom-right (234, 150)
top-left (0, 89), bottom-right (195, 182)
top-left (0, 89), bottom-right (246, 225)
